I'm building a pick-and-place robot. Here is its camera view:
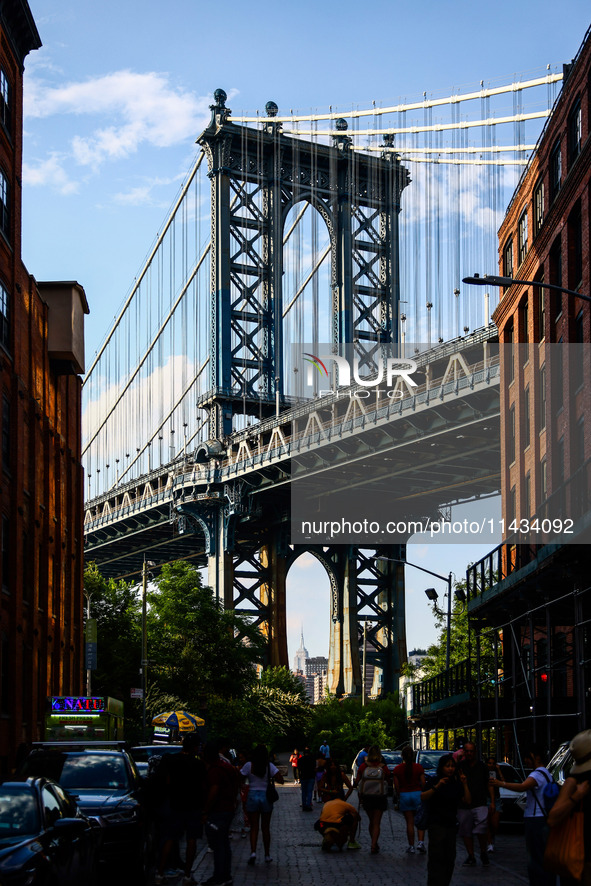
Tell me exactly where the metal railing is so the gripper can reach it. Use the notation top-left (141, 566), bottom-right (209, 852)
top-left (410, 658), bottom-right (471, 717)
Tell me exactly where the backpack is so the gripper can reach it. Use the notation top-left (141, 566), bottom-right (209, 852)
top-left (359, 765), bottom-right (385, 796)
top-left (533, 768), bottom-right (559, 816)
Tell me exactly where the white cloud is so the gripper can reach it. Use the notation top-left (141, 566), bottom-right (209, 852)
top-left (25, 70), bottom-right (215, 171)
top-left (22, 153), bottom-right (79, 194)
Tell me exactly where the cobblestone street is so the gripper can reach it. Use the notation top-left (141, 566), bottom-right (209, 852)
top-left (158, 776), bottom-right (531, 886)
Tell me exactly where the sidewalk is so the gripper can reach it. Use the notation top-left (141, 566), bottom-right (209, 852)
top-left (187, 779), bottom-right (530, 886)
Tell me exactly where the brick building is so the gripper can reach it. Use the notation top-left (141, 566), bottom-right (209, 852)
top-left (465, 25), bottom-right (591, 760)
top-left (0, 1), bottom-right (88, 772)
top-left (409, 25), bottom-right (591, 761)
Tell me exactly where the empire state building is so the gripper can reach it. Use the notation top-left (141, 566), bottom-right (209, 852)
top-left (293, 629), bottom-right (309, 673)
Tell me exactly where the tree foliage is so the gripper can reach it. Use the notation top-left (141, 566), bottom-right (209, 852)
top-left (259, 666), bottom-right (308, 703)
top-left (308, 694), bottom-right (406, 764)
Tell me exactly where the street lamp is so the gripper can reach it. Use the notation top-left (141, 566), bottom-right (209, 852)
top-left (462, 273), bottom-right (591, 303)
top-left (375, 556), bottom-right (454, 672)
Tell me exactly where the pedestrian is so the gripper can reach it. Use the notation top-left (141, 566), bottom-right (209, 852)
top-left (202, 739), bottom-right (241, 886)
top-left (320, 757), bottom-right (351, 802)
top-left (486, 755), bottom-right (503, 853)
top-left (154, 733), bottom-right (207, 886)
top-left (315, 796), bottom-right (361, 852)
top-left (347, 745), bottom-right (390, 854)
top-left (392, 745), bottom-right (427, 854)
top-left (289, 748), bottom-right (300, 784)
top-left (313, 754), bottom-right (326, 802)
top-left (319, 739), bottom-right (331, 758)
top-left (457, 740), bottom-right (494, 867)
top-left (240, 744), bottom-right (284, 865)
top-left (490, 742), bottom-right (554, 885)
top-left (547, 729), bottom-right (591, 886)
top-left (421, 753), bottom-right (471, 886)
top-left (298, 746), bottom-right (317, 811)
top-left (234, 750), bottom-right (250, 839)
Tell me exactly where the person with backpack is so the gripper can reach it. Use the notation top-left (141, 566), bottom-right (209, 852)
top-left (490, 743), bottom-right (556, 886)
top-left (392, 745), bottom-right (427, 854)
top-left (346, 745), bottom-right (390, 854)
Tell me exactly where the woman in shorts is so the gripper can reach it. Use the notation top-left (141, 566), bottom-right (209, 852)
top-left (392, 745), bottom-right (426, 853)
top-left (346, 745), bottom-right (390, 854)
top-left (240, 745), bottom-right (284, 865)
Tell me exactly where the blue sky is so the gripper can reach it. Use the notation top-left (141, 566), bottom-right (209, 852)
top-left (22, 0), bottom-right (591, 661)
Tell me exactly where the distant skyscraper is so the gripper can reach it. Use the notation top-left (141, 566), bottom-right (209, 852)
top-left (293, 628), bottom-right (309, 673)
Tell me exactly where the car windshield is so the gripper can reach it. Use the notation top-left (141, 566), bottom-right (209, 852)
top-left (24, 753), bottom-right (130, 790)
top-left (0, 786), bottom-right (40, 838)
top-left (381, 753), bottom-right (402, 766)
top-left (418, 751), bottom-right (446, 769)
top-left (131, 746), bottom-right (180, 763)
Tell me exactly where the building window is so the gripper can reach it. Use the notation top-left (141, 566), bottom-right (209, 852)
top-left (539, 364), bottom-right (546, 431)
top-left (1, 396), bottom-right (9, 471)
top-left (518, 208), bottom-right (528, 266)
top-left (509, 485), bottom-right (516, 525)
top-left (573, 310), bottom-right (584, 391)
top-left (554, 338), bottom-right (564, 413)
top-left (521, 295), bottom-right (529, 365)
top-left (1, 515), bottom-right (9, 590)
top-left (0, 170), bottom-right (8, 240)
top-left (550, 139), bottom-right (562, 202)
top-left (503, 238), bottom-right (513, 283)
top-left (567, 201), bottom-right (582, 291)
top-left (540, 458), bottom-right (548, 502)
top-left (567, 97), bottom-right (582, 166)
top-left (508, 404), bottom-right (516, 464)
top-left (0, 632), bottom-right (9, 714)
top-left (533, 179), bottom-right (544, 236)
top-left (575, 417), bottom-right (585, 468)
top-left (0, 281), bottom-right (9, 349)
top-left (505, 322), bottom-right (514, 383)
top-left (523, 386), bottom-right (530, 449)
top-left (549, 237), bottom-right (562, 321)
top-left (0, 70), bottom-right (10, 135)
top-left (537, 280), bottom-right (546, 342)
top-left (556, 436), bottom-right (565, 486)
top-left (524, 472), bottom-right (531, 519)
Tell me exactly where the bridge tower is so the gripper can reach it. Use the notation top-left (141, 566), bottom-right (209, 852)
top-left (180, 89), bottom-right (410, 697)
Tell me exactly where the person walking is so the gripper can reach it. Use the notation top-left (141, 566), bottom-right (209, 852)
top-left (490, 742), bottom-right (554, 885)
top-left (347, 745), bottom-right (390, 854)
top-left (202, 740), bottom-right (240, 886)
top-left (154, 733), bottom-right (207, 886)
top-left (421, 753), bottom-right (471, 886)
top-left (297, 747), bottom-right (316, 812)
top-left (289, 749), bottom-right (300, 784)
top-left (457, 740), bottom-right (494, 867)
top-left (486, 755), bottom-right (503, 853)
top-left (392, 745), bottom-right (426, 854)
top-left (547, 729), bottom-right (591, 886)
top-left (319, 739), bottom-right (331, 759)
top-left (240, 744), bottom-right (284, 865)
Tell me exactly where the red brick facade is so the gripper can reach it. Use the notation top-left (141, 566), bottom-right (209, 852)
top-left (0, 1), bottom-right (87, 773)
top-left (493, 26), bottom-right (591, 528)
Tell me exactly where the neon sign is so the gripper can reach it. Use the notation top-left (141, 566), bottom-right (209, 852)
top-left (51, 696), bottom-right (105, 714)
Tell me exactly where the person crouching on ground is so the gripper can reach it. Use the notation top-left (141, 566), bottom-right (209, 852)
top-left (315, 797), bottom-right (361, 852)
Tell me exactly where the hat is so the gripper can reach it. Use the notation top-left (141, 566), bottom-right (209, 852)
top-left (569, 730), bottom-right (591, 775)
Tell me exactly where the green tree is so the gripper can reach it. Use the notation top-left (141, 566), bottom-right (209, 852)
top-left (84, 563), bottom-right (141, 703)
top-left (259, 666), bottom-right (308, 703)
top-left (147, 561), bottom-right (265, 709)
top-left (420, 577), bottom-right (495, 691)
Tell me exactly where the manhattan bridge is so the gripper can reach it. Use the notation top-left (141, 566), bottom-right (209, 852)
top-left (83, 70), bottom-right (562, 697)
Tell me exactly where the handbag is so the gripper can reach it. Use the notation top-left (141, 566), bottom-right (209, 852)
top-left (266, 768), bottom-right (279, 804)
top-left (543, 803), bottom-right (584, 881)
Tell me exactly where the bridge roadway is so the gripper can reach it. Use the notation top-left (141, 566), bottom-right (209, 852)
top-left (84, 325), bottom-right (500, 580)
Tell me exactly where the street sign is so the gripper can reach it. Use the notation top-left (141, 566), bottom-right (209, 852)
top-left (130, 688), bottom-right (143, 699)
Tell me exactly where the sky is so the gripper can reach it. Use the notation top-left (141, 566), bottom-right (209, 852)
top-left (21, 0), bottom-right (591, 662)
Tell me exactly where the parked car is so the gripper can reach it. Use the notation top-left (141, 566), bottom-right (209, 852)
top-left (0, 777), bottom-right (101, 885)
top-left (415, 748), bottom-right (450, 779)
top-left (496, 762), bottom-right (526, 823)
top-left (19, 743), bottom-right (148, 881)
top-left (129, 744), bottom-right (182, 777)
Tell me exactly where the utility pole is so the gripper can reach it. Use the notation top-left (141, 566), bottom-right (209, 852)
top-left (141, 558), bottom-right (148, 740)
